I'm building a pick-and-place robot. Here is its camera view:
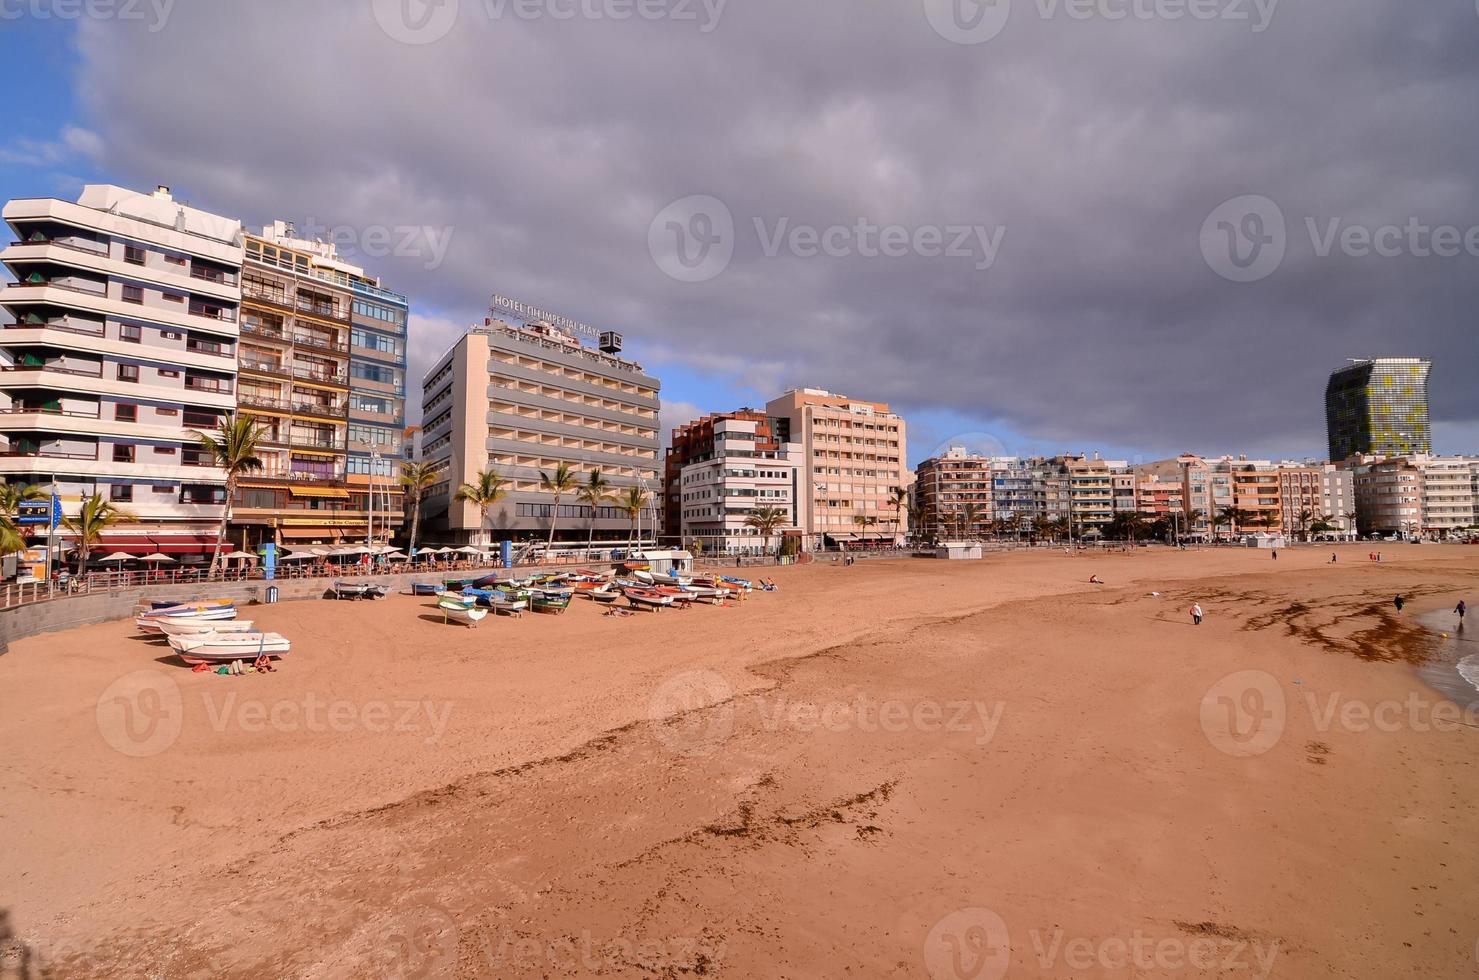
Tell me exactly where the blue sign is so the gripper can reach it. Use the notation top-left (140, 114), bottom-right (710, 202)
top-left (16, 501), bottom-right (50, 527)
top-left (51, 493), bottom-right (62, 530)
top-left (261, 542), bottom-right (277, 581)
top-left (501, 540), bottom-right (512, 569)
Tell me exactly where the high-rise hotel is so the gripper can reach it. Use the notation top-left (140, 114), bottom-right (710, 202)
top-left (1325, 357), bottom-right (1432, 461)
top-left (0, 184), bottom-right (243, 556)
top-left (419, 316), bottom-right (661, 546)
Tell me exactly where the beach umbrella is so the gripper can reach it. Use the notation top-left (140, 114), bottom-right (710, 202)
top-left (221, 550), bottom-right (258, 561)
top-left (456, 545), bottom-right (480, 555)
top-left (278, 551), bottom-right (313, 560)
top-left (140, 553), bottom-right (176, 563)
top-left (382, 550), bottom-right (408, 560)
top-left (96, 552), bottom-right (134, 563)
top-left (436, 546), bottom-right (455, 554)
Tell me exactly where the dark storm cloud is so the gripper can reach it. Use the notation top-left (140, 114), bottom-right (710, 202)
top-left (72, 0), bottom-right (1479, 454)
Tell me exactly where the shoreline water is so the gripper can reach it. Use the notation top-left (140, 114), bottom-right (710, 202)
top-left (1413, 604), bottom-right (1479, 714)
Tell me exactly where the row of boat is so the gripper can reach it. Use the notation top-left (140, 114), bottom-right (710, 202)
top-left (134, 598), bottom-right (290, 664)
top-left (424, 567), bottom-right (765, 626)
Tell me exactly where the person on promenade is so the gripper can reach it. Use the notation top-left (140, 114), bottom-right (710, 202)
top-left (1393, 595), bottom-right (1405, 614)
top-left (1190, 602), bottom-right (1203, 626)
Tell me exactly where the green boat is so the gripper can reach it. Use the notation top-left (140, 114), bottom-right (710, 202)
top-left (532, 591), bottom-right (571, 615)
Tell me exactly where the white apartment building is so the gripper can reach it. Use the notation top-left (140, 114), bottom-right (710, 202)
top-left (766, 388), bottom-right (910, 548)
top-left (1416, 456), bottom-right (1477, 537)
top-left (0, 184), bottom-right (242, 559)
top-left (678, 417), bottom-right (800, 554)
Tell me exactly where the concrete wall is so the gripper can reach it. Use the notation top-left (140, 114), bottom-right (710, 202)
top-left (0, 566), bottom-right (506, 654)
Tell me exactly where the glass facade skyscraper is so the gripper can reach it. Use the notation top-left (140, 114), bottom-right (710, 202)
top-left (1325, 358), bottom-right (1432, 461)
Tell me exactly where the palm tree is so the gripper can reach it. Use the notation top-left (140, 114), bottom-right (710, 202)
top-left (539, 462), bottom-right (578, 555)
top-left (399, 460), bottom-right (439, 559)
top-left (192, 414), bottom-right (264, 575)
top-left (1343, 510), bottom-right (1359, 540)
top-left (454, 467), bottom-right (507, 547)
top-left (908, 504), bottom-right (929, 545)
top-left (851, 513), bottom-right (878, 548)
top-left (618, 485), bottom-right (649, 552)
top-left (1294, 509), bottom-right (1314, 542)
top-left (576, 469), bottom-right (613, 555)
top-left (62, 494), bottom-right (133, 566)
top-left (960, 502), bottom-right (983, 541)
top-left (1215, 505), bottom-right (1250, 541)
top-left (887, 486), bottom-right (909, 546)
top-left (1184, 508), bottom-right (1205, 541)
top-left (744, 505), bottom-right (790, 555)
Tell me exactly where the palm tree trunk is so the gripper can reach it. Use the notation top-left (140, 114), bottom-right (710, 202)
top-left (209, 477), bottom-right (234, 577)
top-left (408, 492), bottom-right (421, 557)
top-left (546, 493), bottom-right (560, 554)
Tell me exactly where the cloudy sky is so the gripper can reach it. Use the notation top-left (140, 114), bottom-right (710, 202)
top-left (2, 0), bottom-right (1476, 463)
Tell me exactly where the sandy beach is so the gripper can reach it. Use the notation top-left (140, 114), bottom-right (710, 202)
top-left (2, 544), bottom-right (1477, 978)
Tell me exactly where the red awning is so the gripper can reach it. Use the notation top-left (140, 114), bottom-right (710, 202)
top-left (85, 534), bottom-right (225, 555)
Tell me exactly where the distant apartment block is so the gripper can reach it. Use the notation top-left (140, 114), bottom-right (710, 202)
top-left (0, 184), bottom-right (242, 558)
top-left (666, 412), bottom-right (800, 554)
top-left (914, 446), bottom-right (994, 540)
top-left (766, 388), bottom-right (909, 547)
top-left (420, 318), bottom-right (661, 546)
top-left (1351, 454), bottom-right (1477, 538)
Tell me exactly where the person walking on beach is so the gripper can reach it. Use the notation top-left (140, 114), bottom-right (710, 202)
top-left (1330, 553), bottom-right (1337, 564)
top-left (1190, 602), bottom-right (1203, 626)
top-left (1393, 594), bottom-right (1405, 614)
top-left (1271, 549), bottom-right (1278, 560)
top-left (1456, 600), bottom-right (1467, 625)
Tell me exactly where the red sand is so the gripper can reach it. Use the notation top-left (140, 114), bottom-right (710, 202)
top-left (1, 544), bottom-right (1476, 977)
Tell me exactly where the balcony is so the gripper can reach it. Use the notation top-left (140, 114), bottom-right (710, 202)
top-left (290, 331), bottom-right (350, 353)
top-left (188, 300), bottom-right (237, 324)
top-left (293, 366), bottom-right (347, 385)
top-left (184, 377), bottom-right (233, 395)
top-left (0, 404), bottom-right (102, 420)
top-left (240, 320), bottom-right (286, 342)
top-left (242, 281), bottom-right (289, 307)
top-left (0, 361), bottom-right (103, 379)
top-left (0, 445), bottom-right (98, 461)
top-left (293, 400), bottom-right (347, 419)
top-left (5, 314), bottom-right (105, 337)
top-left (296, 296), bottom-right (346, 321)
top-left (189, 265), bottom-right (238, 287)
top-left (186, 339), bottom-right (234, 359)
top-left (238, 393), bottom-right (291, 412)
top-left (241, 359), bottom-right (291, 379)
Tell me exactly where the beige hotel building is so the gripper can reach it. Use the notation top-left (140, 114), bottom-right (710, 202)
top-left (419, 318), bottom-right (661, 546)
top-left (765, 388), bottom-right (910, 547)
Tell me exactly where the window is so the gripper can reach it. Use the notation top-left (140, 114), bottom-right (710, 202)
top-left (157, 407), bottom-right (179, 417)
top-left (117, 364), bottom-right (139, 382)
top-left (153, 485), bottom-right (174, 494)
top-left (124, 245), bottom-right (146, 265)
top-left (110, 484), bottom-right (133, 502)
top-left (164, 253), bottom-right (186, 266)
top-left (115, 404), bottom-right (137, 423)
top-left (153, 446), bottom-right (177, 456)
top-left (158, 369), bottom-right (179, 378)
top-left (120, 323), bottom-right (142, 343)
top-left (242, 489), bottom-right (279, 509)
top-left (121, 285), bottom-right (143, 304)
top-left (163, 292), bottom-right (184, 304)
top-left (113, 444), bottom-right (135, 463)
top-left (161, 330), bottom-right (183, 340)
